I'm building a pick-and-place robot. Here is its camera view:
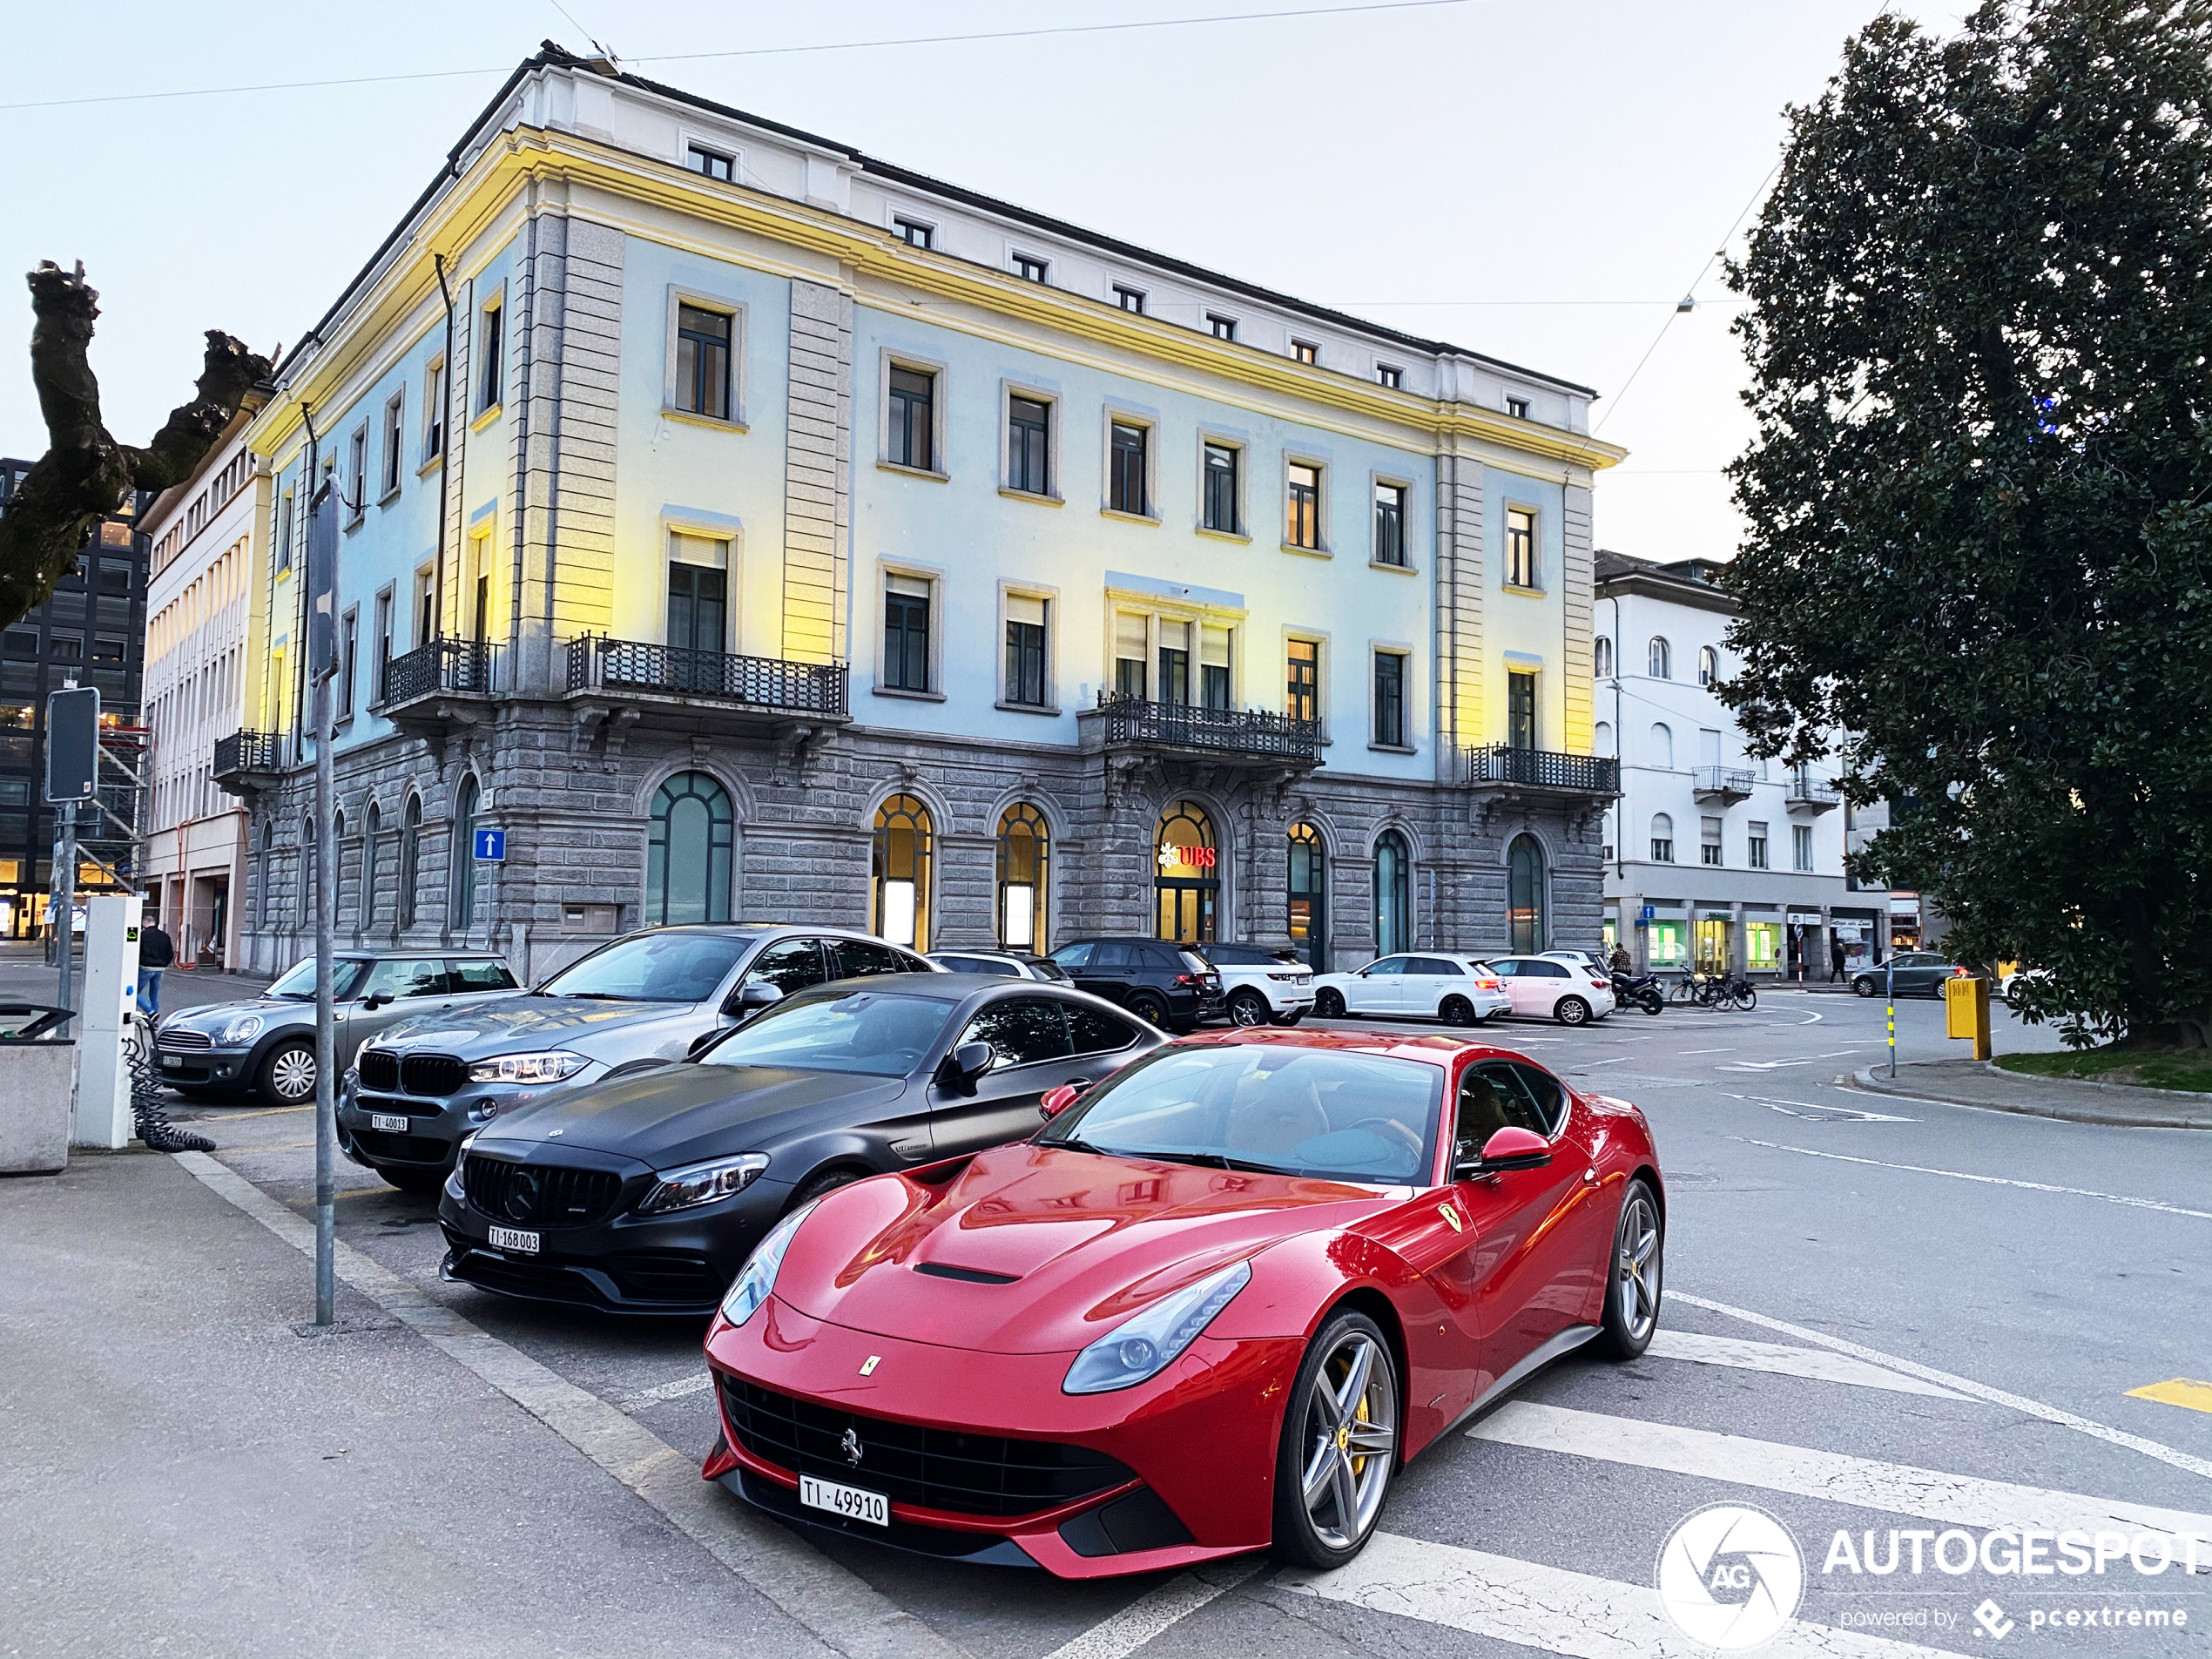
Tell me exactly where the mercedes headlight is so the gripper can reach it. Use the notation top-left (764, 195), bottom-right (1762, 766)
top-left (447, 1131), bottom-right (478, 1198)
top-left (638, 1153), bottom-right (771, 1217)
top-left (718, 1199), bottom-right (820, 1328)
top-left (465, 1050), bottom-right (590, 1084)
top-left (219, 1014), bottom-right (263, 1045)
top-left (1062, 1259), bottom-right (1252, 1395)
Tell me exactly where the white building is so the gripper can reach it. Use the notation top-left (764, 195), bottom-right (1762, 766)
top-left (1593, 551), bottom-right (1894, 979)
top-left (141, 421), bottom-right (269, 968)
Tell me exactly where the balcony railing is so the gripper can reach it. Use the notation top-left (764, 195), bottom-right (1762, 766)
top-left (379, 637), bottom-right (498, 705)
top-left (566, 635), bottom-right (848, 717)
top-left (1692, 766), bottom-right (1757, 802)
top-left (1787, 775), bottom-right (1843, 812)
top-left (212, 728), bottom-right (281, 779)
top-left (1094, 692), bottom-right (1320, 761)
top-left (1465, 744), bottom-right (1619, 794)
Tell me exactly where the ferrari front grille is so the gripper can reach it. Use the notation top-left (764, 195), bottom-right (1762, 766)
top-left (718, 1374), bottom-right (1134, 1519)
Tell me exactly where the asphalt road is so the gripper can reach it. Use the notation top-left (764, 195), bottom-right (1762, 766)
top-left (62, 984), bottom-right (2212, 1655)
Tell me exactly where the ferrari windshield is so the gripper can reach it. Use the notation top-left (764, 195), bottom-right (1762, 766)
top-left (539, 931), bottom-right (758, 1002)
top-left (1038, 1045), bottom-right (1441, 1185)
top-left (698, 990), bottom-right (955, 1077)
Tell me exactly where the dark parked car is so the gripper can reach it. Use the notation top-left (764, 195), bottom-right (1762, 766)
top-left (437, 973), bottom-right (1163, 1314)
top-left (1045, 937), bottom-right (1224, 1032)
top-left (1852, 952), bottom-right (1963, 998)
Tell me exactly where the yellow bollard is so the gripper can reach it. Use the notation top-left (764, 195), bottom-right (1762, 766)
top-left (1945, 975), bottom-right (1993, 1061)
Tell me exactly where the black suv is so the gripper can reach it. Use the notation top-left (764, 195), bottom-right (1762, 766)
top-left (1047, 937), bottom-right (1224, 1033)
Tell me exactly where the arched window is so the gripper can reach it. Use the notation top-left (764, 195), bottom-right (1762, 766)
top-left (1374, 829), bottom-right (1411, 956)
top-left (363, 802), bottom-right (381, 933)
top-left (1650, 722), bottom-right (1674, 768)
top-left (259, 819), bottom-right (275, 927)
top-left (453, 776), bottom-right (481, 928)
top-left (1650, 813), bottom-right (1676, 863)
top-left (1154, 800), bottom-right (1218, 943)
top-left (648, 772), bottom-right (735, 927)
top-left (1698, 644), bottom-right (1718, 687)
top-left (332, 810), bottom-right (347, 927)
top-left (399, 798), bottom-right (421, 927)
top-left (1288, 822), bottom-right (1326, 970)
top-left (1594, 636), bottom-right (1614, 679)
top-left (995, 803), bottom-right (1049, 950)
top-left (1507, 834), bottom-right (1548, 953)
top-left (298, 812), bottom-right (315, 927)
top-left (1648, 637), bottom-right (1671, 679)
top-left (872, 794), bottom-right (932, 948)
top-left (1595, 719), bottom-right (1615, 758)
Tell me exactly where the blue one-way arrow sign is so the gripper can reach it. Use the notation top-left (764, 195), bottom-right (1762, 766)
top-left (474, 828), bottom-right (506, 862)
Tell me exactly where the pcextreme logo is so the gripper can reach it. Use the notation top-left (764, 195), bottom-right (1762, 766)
top-left (1656, 1503), bottom-right (1806, 1649)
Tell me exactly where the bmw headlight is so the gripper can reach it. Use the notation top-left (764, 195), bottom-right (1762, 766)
top-left (637, 1153), bottom-right (771, 1217)
top-left (718, 1199), bottom-right (820, 1328)
top-left (219, 1014), bottom-right (263, 1045)
top-left (1062, 1259), bottom-right (1252, 1395)
top-left (465, 1050), bottom-right (590, 1084)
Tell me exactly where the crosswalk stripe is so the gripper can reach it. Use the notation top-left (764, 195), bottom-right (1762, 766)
top-left (1469, 1401), bottom-right (2212, 1549)
top-left (1646, 1331), bottom-right (1967, 1399)
top-left (1278, 1530), bottom-right (1952, 1658)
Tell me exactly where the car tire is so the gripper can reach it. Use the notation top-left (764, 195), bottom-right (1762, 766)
top-left (1439, 995), bottom-right (1475, 1028)
top-left (1853, 976), bottom-right (1878, 997)
top-left (1271, 1010), bottom-right (1305, 1027)
top-left (1314, 988), bottom-right (1346, 1019)
top-left (1595, 1177), bottom-right (1664, 1360)
top-left (1554, 995), bottom-right (1592, 1028)
top-left (378, 1165), bottom-right (446, 1195)
top-left (259, 1040), bottom-right (317, 1105)
top-left (1227, 990), bottom-right (1271, 1028)
top-left (1271, 1308), bottom-right (1399, 1571)
top-left (792, 1166), bottom-right (865, 1209)
top-left (1127, 992), bottom-right (1171, 1029)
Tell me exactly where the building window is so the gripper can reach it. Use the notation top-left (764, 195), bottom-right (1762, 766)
top-left (1157, 620), bottom-right (1191, 706)
top-left (1506, 507), bottom-right (1536, 588)
top-left (453, 775), bottom-right (480, 928)
top-left (1650, 813), bottom-right (1675, 863)
top-left (1748, 822), bottom-right (1770, 869)
top-left (1507, 395), bottom-right (1530, 419)
top-left (676, 304), bottom-right (733, 420)
top-left (276, 490), bottom-right (293, 573)
top-left (1649, 636), bottom-right (1672, 679)
top-left (1206, 313), bottom-right (1238, 341)
top-left (477, 299), bottom-right (503, 412)
top-left (1650, 722), bottom-right (1674, 767)
top-left (1113, 611), bottom-right (1148, 699)
top-left (1373, 482), bottom-right (1406, 565)
top-left (1007, 395), bottom-right (1050, 495)
top-left (374, 589), bottom-right (393, 701)
top-left (1285, 462), bottom-right (1322, 550)
top-left (1286, 638), bottom-right (1318, 724)
top-left (887, 366), bottom-right (934, 471)
top-left (1376, 364), bottom-right (1403, 388)
top-left (872, 794), bottom-right (933, 948)
top-left (423, 359), bottom-right (446, 461)
top-left (363, 801), bottom-right (381, 931)
top-left (1507, 669), bottom-right (1537, 750)
top-left (1109, 421), bottom-right (1149, 516)
top-left (1595, 635), bottom-right (1614, 678)
top-left (689, 144), bottom-right (734, 180)
top-left (1698, 644), bottom-right (1719, 687)
top-left (649, 772), bottom-right (736, 926)
top-left (1595, 719), bottom-right (1615, 757)
top-left (347, 427), bottom-right (368, 523)
top-left (1199, 624), bottom-right (1231, 711)
top-left (1374, 829), bottom-right (1411, 956)
top-left (1202, 442), bottom-right (1238, 533)
top-left (1507, 833), bottom-right (1547, 953)
top-left (339, 610), bottom-right (358, 719)
top-left (1004, 594), bottom-right (1048, 706)
top-left (399, 798), bottom-right (421, 927)
top-left (1793, 824), bottom-right (1815, 873)
top-left (1373, 651), bottom-right (1406, 747)
top-left (893, 216), bottom-right (933, 248)
top-left (1702, 817), bottom-right (1724, 867)
top-left (666, 534), bottom-right (729, 655)
top-left (1012, 253), bottom-right (1049, 283)
top-left (996, 804), bottom-right (1049, 949)
top-left (381, 393), bottom-right (404, 496)
top-left (1288, 822), bottom-right (1325, 969)
top-left (1291, 339), bottom-right (1318, 365)
top-left (1155, 800), bottom-right (1218, 944)
top-left (1113, 284), bottom-right (1146, 314)
top-left (414, 566), bottom-right (435, 648)
top-left (883, 575), bottom-right (931, 692)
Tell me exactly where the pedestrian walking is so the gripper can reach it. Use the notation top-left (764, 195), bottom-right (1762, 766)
top-left (137, 919), bottom-right (173, 1015)
top-left (1608, 942), bottom-right (1634, 977)
top-left (1828, 934), bottom-right (1848, 984)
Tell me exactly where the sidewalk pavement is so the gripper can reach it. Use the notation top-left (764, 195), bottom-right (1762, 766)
top-left (0, 941), bottom-right (268, 1021)
top-left (1854, 1057), bottom-right (2212, 1130)
top-left (0, 1145), bottom-right (841, 1659)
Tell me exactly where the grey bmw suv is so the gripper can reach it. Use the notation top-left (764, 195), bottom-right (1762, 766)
top-left (338, 925), bottom-right (938, 1190)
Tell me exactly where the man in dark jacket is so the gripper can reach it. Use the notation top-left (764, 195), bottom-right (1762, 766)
top-left (138, 918), bottom-right (174, 1015)
top-left (1828, 934), bottom-right (1849, 984)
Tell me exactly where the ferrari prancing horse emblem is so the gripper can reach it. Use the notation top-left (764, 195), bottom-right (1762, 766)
top-left (1438, 1203), bottom-right (1463, 1232)
top-left (860, 1354), bottom-right (881, 1376)
top-left (840, 1427), bottom-right (864, 1467)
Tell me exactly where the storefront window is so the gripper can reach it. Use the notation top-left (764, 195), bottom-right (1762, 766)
top-left (1507, 834), bottom-right (1547, 953)
top-left (1694, 916), bottom-right (1730, 972)
top-left (995, 803), bottom-right (1049, 950)
top-left (1647, 920), bottom-right (1685, 968)
top-left (1155, 800), bottom-right (1217, 943)
top-left (1747, 921), bottom-right (1781, 971)
top-left (1288, 822), bottom-right (1325, 970)
top-left (648, 772), bottom-right (735, 926)
top-left (1374, 829), bottom-right (1411, 956)
top-left (873, 794), bottom-right (933, 948)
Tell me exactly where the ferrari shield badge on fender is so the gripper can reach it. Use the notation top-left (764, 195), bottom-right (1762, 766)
top-left (860, 1355), bottom-right (881, 1376)
top-left (1438, 1202), bottom-right (1464, 1232)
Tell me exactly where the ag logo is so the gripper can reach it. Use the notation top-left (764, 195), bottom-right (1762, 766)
top-left (1656, 1503), bottom-right (1804, 1649)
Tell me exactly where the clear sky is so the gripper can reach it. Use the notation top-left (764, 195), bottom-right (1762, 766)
top-left (2, 0), bottom-right (1955, 565)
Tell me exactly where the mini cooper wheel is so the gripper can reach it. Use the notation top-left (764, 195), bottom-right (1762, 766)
top-left (1313, 988), bottom-right (1346, 1019)
top-left (1554, 995), bottom-right (1593, 1028)
top-left (260, 1040), bottom-right (316, 1105)
top-left (1227, 990), bottom-right (1271, 1028)
top-left (1440, 995), bottom-right (1475, 1028)
top-left (1595, 1178), bottom-right (1663, 1359)
top-left (1271, 1309), bottom-right (1399, 1570)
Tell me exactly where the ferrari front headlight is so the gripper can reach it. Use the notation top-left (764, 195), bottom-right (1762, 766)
top-left (718, 1199), bottom-right (821, 1328)
top-left (1062, 1258), bottom-right (1252, 1395)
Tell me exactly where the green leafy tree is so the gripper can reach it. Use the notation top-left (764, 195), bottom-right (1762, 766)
top-left (1719, 0), bottom-right (2212, 1047)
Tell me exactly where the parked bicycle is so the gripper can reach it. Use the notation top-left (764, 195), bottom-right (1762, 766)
top-left (1671, 968), bottom-right (1758, 1011)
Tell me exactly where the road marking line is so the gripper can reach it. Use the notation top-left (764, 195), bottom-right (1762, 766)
top-left (1765, 1104), bottom-right (1916, 1123)
top-left (1469, 1401), bottom-right (2212, 1548)
top-left (1678, 1047), bottom-right (1735, 1055)
top-left (1674, 1291), bottom-right (2212, 1484)
top-left (1736, 1138), bottom-right (2212, 1219)
top-left (1720, 1060), bottom-right (1817, 1070)
top-left (625, 1372), bottom-right (718, 1408)
top-left (1041, 1561), bottom-right (1262, 1659)
top-left (2129, 1379), bottom-right (2212, 1417)
top-left (172, 1151), bottom-right (970, 1659)
top-left (1644, 1330), bottom-right (1966, 1398)
top-left (1278, 1529), bottom-right (1949, 1657)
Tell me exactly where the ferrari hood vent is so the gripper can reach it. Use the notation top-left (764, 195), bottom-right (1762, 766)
top-left (912, 1262), bottom-right (1021, 1285)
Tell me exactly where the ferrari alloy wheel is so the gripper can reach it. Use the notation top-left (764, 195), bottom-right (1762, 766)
top-left (261, 1041), bottom-right (316, 1104)
top-left (1314, 988), bottom-right (1345, 1019)
top-left (1273, 1310), bottom-right (1399, 1568)
top-left (1228, 990), bottom-right (1271, 1028)
top-left (1596, 1178), bottom-right (1663, 1359)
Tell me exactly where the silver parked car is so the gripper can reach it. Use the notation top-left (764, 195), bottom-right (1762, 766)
top-left (338, 924), bottom-right (940, 1190)
top-left (153, 951), bottom-right (523, 1105)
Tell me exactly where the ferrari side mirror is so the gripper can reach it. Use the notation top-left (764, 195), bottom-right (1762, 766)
top-left (1457, 1125), bottom-right (1552, 1179)
top-left (1039, 1082), bottom-right (1082, 1119)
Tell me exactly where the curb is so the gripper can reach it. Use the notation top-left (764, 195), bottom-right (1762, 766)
top-left (1852, 1067), bottom-right (2212, 1130)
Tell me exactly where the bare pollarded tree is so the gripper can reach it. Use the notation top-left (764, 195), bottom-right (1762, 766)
top-left (1, 260), bottom-right (271, 628)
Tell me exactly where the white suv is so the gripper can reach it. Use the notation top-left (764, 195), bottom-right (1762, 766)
top-left (1198, 943), bottom-right (1318, 1027)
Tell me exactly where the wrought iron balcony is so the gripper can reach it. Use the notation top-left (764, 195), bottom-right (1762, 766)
top-left (1464, 744), bottom-right (1619, 795)
top-left (212, 728), bottom-right (282, 785)
top-left (1786, 774), bottom-right (1843, 813)
top-left (1692, 766), bottom-right (1757, 806)
top-left (1092, 692), bottom-right (1320, 762)
top-left (566, 635), bottom-right (848, 718)
top-left (378, 637), bottom-right (498, 706)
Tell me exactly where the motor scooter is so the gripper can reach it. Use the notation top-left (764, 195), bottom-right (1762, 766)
top-left (1609, 970), bottom-right (1667, 1015)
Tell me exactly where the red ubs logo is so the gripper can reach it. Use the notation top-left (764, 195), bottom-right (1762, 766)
top-left (1157, 844), bottom-right (1217, 873)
